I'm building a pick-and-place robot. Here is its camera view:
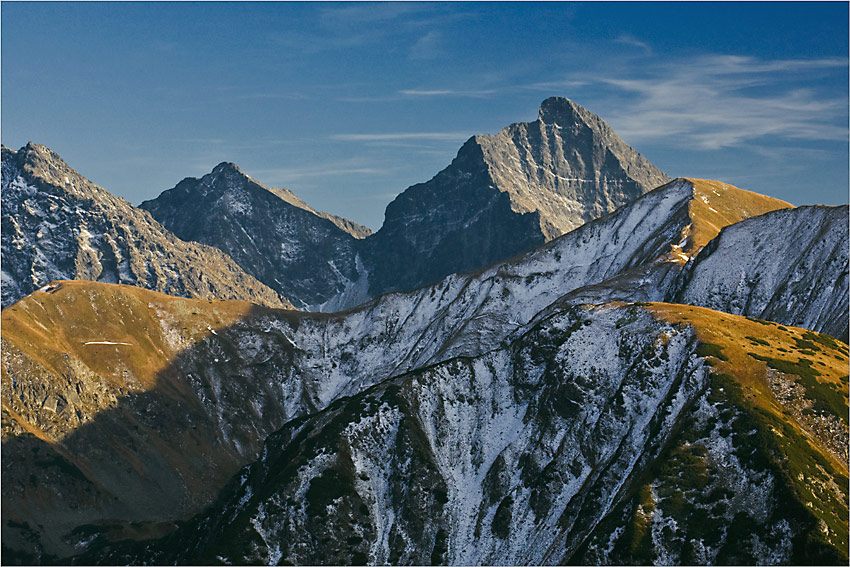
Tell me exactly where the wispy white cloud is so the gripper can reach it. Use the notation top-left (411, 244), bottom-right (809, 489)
top-left (318, 2), bottom-right (436, 27)
top-left (331, 132), bottom-right (472, 142)
top-left (570, 54), bottom-right (848, 150)
top-left (270, 3), bottom-right (471, 55)
top-left (400, 89), bottom-right (455, 96)
top-left (399, 88), bottom-right (497, 97)
top-left (520, 80), bottom-right (588, 92)
top-left (409, 30), bottom-right (444, 60)
top-left (613, 34), bottom-right (652, 55)
top-left (231, 91), bottom-right (307, 101)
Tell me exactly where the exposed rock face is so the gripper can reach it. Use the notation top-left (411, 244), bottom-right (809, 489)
top-left (139, 163), bottom-right (368, 310)
top-left (358, 97), bottom-right (671, 301)
top-left (4, 173), bottom-right (846, 564)
top-left (0, 143), bottom-right (291, 309)
top-left (57, 303), bottom-right (848, 566)
top-left (482, 96), bottom-right (672, 239)
top-left (676, 205), bottom-right (849, 341)
top-left (270, 186), bottom-right (373, 239)
top-left (133, 98), bottom-right (669, 311)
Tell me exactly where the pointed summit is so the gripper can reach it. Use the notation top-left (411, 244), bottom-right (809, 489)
top-left (475, 97), bottom-right (671, 238)
top-left (359, 97), bottom-right (671, 302)
top-left (211, 161), bottom-right (244, 176)
top-left (537, 96), bottom-right (584, 124)
top-left (0, 143), bottom-right (292, 308)
top-left (140, 162), bottom-right (370, 309)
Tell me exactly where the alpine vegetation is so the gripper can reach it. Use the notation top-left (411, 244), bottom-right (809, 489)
top-left (1, 98), bottom-right (847, 566)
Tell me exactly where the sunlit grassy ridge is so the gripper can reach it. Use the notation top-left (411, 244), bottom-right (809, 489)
top-left (646, 303), bottom-right (849, 559)
top-left (1, 281), bottom-right (302, 560)
top-left (1, 280), bottom-right (259, 443)
top-left (648, 302), bottom-right (847, 455)
top-left (682, 178), bottom-right (793, 254)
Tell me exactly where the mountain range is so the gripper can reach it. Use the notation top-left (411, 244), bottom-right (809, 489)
top-left (1, 97), bottom-right (847, 565)
top-left (1, 143), bottom-right (291, 309)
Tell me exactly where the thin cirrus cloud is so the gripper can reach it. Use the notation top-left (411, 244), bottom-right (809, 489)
top-left (250, 163), bottom-right (395, 182)
top-left (612, 34), bottom-right (652, 54)
top-left (399, 88), bottom-right (497, 98)
top-left (331, 132), bottom-right (472, 142)
top-left (409, 30), bottom-right (444, 60)
top-left (573, 54), bottom-right (848, 150)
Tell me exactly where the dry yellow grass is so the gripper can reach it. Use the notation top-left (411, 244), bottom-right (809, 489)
top-left (647, 302), bottom-right (848, 473)
top-left (2, 280), bottom-right (256, 392)
top-left (682, 178), bottom-right (793, 254)
top-left (0, 280), bottom-right (281, 449)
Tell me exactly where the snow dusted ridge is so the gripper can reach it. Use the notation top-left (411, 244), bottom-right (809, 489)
top-left (98, 298), bottom-right (847, 566)
top-left (676, 205), bottom-right (849, 341)
top-left (139, 162), bottom-right (368, 310)
top-left (0, 143), bottom-right (291, 309)
top-left (2, 134), bottom-right (847, 564)
top-left (0, 178), bottom-right (739, 561)
top-left (96, 302), bottom-right (712, 565)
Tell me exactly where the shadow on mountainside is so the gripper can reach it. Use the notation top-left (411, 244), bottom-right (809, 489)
top-left (3, 290), bottom-right (849, 566)
top-left (1, 298), bottom-right (340, 564)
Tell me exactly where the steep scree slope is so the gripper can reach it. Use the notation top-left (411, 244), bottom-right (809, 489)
top-left (71, 303), bottom-right (848, 566)
top-left (574, 303), bottom-right (849, 565)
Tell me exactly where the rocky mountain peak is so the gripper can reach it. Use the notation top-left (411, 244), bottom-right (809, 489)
top-left (16, 142), bottom-right (71, 173)
top-left (1, 142), bottom-right (292, 309)
top-left (210, 161), bottom-right (245, 178)
top-left (141, 161), bottom-right (370, 309)
top-left (358, 97), bottom-right (672, 303)
top-left (4, 141), bottom-right (109, 204)
top-left (537, 95), bottom-right (584, 125)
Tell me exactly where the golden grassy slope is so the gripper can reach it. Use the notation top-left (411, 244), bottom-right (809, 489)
top-left (682, 178), bottom-right (793, 254)
top-left (646, 302), bottom-right (849, 557)
top-left (648, 302), bottom-right (848, 469)
top-left (1, 280), bottom-right (261, 443)
top-left (2, 280), bottom-right (302, 558)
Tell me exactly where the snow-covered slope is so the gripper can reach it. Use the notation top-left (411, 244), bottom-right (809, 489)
top-left (72, 303), bottom-right (849, 566)
top-left (296, 178), bottom-right (793, 401)
top-left (676, 205), bottom-right (849, 341)
top-left (2, 161), bottom-right (845, 564)
top-left (541, 185), bottom-right (847, 342)
top-left (129, 302), bottom-right (711, 565)
top-left (140, 163), bottom-right (369, 310)
top-left (0, 143), bottom-right (291, 309)
top-left (0, 175), bottom-right (816, 562)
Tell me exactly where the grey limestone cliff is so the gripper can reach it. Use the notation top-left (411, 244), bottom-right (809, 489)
top-left (358, 97), bottom-right (671, 301)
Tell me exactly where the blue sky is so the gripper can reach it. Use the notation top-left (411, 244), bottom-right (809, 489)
top-left (2, 1), bottom-right (848, 230)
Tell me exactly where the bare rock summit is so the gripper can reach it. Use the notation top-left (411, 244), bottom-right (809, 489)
top-left (359, 97), bottom-right (671, 301)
